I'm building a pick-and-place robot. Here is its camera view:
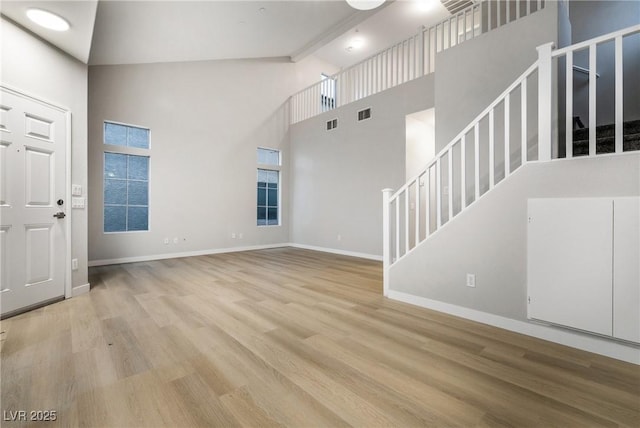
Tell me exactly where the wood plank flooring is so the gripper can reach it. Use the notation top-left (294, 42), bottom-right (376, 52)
top-left (1, 247), bottom-right (639, 427)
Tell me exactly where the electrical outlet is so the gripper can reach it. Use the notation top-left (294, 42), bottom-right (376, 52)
top-left (337, 234), bottom-right (342, 241)
top-left (231, 232), bottom-right (236, 239)
top-left (466, 274), bottom-right (476, 288)
top-left (71, 258), bottom-right (78, 271)
top-left (238, 233), bottom-right (243, 239)
top-left (173, 237), bottom-right (179, 244)
top-left (163, 238), bottom-right (169, 244)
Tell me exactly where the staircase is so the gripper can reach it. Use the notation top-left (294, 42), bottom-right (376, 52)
top-left (572, 119), bottom-right (640, 155)
top-left (382, 24), bottom-right (640, 295)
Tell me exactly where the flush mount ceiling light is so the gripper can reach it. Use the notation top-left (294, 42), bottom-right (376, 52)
top-left (345, 0), bottom-right (386, 11)
top-left (26, 8), bottom-right (70, 31)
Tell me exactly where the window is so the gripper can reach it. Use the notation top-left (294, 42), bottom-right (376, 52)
top-left (257, 148), bottom-right (280, 226)
top-left (104, 122), bottom-right (150, 232)
top-left (326, 118), bottom-right (338, 130)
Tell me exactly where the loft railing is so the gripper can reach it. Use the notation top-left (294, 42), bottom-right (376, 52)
top-left (381, 24), bottom-right (640, 295)
top-left (290, 0), bottom-right (547, 124)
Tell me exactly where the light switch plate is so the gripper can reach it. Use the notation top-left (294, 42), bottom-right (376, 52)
top-left (72, 197), bottom-right (85, 209)
top-left (72, 184), bottom-right (82, 196)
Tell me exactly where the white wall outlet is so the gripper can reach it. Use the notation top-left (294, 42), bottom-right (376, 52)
top-left (72, 184), bottom-right (82, 196)
top-left (337, 234), bottom-right (342, 241)
top-left (163, 238), bottom-right (169, 244)
top-left (466, 273), bottom-right (476, 288)
top-left (71, 258), bottom-right (78, 271)
top-left (238, 233), bottom-right (243, 239)
top-left (173, 237), bottom-right (179, 244)
top-left (231, 232), bottom-right (236, 239)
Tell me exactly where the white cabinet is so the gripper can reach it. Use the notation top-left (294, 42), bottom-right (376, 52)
top-left (527, 197), bottom-right (639, 343)
top-left (613, 198), bottom-right (640, 343)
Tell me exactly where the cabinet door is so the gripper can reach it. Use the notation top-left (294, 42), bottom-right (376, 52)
top-left (528, 198), bottom-right (613, 336)
top-left (613, 197), bottom-right (640, 343)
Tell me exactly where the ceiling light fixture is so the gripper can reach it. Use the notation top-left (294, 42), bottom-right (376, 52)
top-left (345, 0), bottom-right (386, 11)
top-left (26, 8), bottom-right (70, 31)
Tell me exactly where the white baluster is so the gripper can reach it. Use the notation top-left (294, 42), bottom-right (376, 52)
top-left (405, 189), bottom-right (410, 253)
top-left (425, 170), bottom-right (430, 237)
top-left (474, 122), bottom-right (480, 199)
top-left (382, 188), bottom-right (393, 295)
top-left (521, 78), bottom-right (528, 163)
top-left (566, 50), bottom-right (573, 158)
top-left (461, 134), bottom-right (467, 210)
top-left (537, 41), bottom-right (554, 161)
top-left (415, 178), bottom-right (420, 246)
top-left (615, 36), bottom-right (623, 154)
top-left (489, 109), bottom-right (495, 188)
top-left (448, 147), bottom-right (454, 220)
top-left (436, 157), bottom-right (442, 228)
top-left (589, 43), bottom-right (596, 156)
top-left (505, 93), bottom-right (510, 176)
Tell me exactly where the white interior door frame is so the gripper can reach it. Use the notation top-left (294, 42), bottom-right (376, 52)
top-left (1, 84), bottom-right (72, 300)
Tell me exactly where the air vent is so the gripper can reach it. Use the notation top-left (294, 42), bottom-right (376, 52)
top-left (326, 118), bottom-right (338, 130)
top-left (441, 0), bottom-right (474, 14)
top-left (357, 108), bottom-right (371, 121)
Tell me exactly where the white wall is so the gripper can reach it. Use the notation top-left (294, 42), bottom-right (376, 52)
top-left (1, 18), bottom-right (89, 290)
top-left (88, 55), bottom-right (336, 264)
top-left (406, 109), bottom-right (435, 181)
top-left (434, 2), bottom-right (559, 151)
top-left (289, 75), bottom-right (435, 258)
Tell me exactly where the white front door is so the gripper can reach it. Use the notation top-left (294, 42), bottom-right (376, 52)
top-left (0, 87), bottom-right (68, 317)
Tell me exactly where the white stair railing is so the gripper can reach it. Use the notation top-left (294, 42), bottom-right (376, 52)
top-left (381, 23), bottom-right (640, 296)
top-left (290, 0), bottom-right (547, 124)
top-left (551, 24), bottom-right (640, 157)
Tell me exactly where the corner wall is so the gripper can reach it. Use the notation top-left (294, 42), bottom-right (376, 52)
top-left (1, 18), bottom-right (89, 290)
top-left (289, 75), bottom-right (435, 258)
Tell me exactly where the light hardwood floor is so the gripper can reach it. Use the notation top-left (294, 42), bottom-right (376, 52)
top-left (1, 248), bottom-right (639, 427)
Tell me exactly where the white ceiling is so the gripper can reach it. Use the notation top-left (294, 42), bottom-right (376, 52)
top-left (0, 0), bottom-right (453, 69)
top-left (0, 0), bottom-right (99, 63)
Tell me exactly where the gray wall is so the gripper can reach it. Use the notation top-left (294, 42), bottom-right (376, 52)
top-left (88, 56), bottom-right (335, 263)
top-left (390, 152), bottom-right (640, 321)
top-left (289, 75), bottom-right (435, 257)
top-left (1, 18), bottom-right (89, 289)
top-left (569, 0), bottom-right (640, 128)
top-left (434, 1), bottom-right (559, 151)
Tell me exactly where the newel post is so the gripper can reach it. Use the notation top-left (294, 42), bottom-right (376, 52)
top-left (382, 188), bottom-right (394, 297)
top-left (537, 41), bottom-right (554, 162)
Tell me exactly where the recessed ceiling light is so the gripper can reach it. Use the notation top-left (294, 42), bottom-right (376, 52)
top-left (26, 8), bottom-right (70, 31)
top-left (346, 0), bottom-right (386, 11)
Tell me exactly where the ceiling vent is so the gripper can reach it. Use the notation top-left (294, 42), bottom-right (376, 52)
top-left (326, 118), bottom-right (338, 130)
top-left (441, 0), bottom-right (475, 14)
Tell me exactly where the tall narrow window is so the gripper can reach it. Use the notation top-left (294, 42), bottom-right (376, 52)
top-left (104, 122), bottom-right (150, 232)
top-left (257, 148), bottom-right (280, 226)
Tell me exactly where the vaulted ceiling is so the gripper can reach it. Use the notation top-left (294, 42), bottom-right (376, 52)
top-left (0, 0), bottom-right (453, 68)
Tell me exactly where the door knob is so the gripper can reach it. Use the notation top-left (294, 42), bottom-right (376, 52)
top-left (53, 212), bottom-right (66, 219)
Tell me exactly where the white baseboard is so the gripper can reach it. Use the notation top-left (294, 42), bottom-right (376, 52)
top-left (388, 290), bottom-right (640, 365)
top-left (88, 243), bottom-right (290, 267)
top-left (72, 283), bottom-right (90, 297)
top-left (288, 243), bottom-right (382, 261)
